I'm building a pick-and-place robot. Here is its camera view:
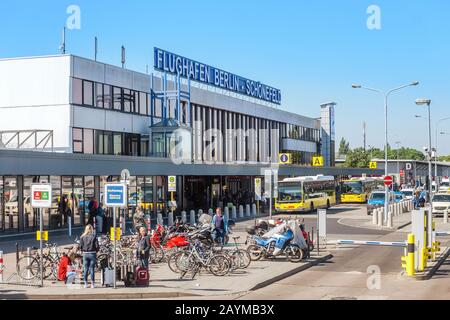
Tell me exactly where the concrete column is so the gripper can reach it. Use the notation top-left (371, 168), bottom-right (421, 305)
top-left (245, 204), bottom-right (251, 217)
top-left (168, 212), bottom-right (174, 226)
top-left (232, 206), bottom-right (237, 219)
top-left (198, 209), bottom-right (203, 219)
top-left (224, 207), bottom-right (230, 220)
top-left (252, 203), bottom-right (257, 217)
top-left (190, 210), bottom-right (196, 225)
top-left (444, 209), bottom-right (448, 224)
top-left (208, 208), bottom-right (214, 216)
top-left (181, 211), bottom-right (187, 223)
top-left (377, 208), bottom-right (383, 227)
top-left (239, 205), bottom-right (244, 218)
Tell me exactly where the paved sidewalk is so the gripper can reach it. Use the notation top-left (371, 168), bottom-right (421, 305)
top-left (335, 205), bottom-right (412, 231)
top-left (0, 218), bottom-right (332, 300)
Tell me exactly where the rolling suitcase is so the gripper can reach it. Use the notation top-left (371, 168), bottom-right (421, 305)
top-left (135, 266), bottom-right (149, 287)
top-left (101, 268), bottom-right (114, 287)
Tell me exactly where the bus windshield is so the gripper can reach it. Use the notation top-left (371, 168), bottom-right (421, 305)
top-left (342, 181), bottom-right (363, 194)
top-left (278, 184), bottom-right (302, 203)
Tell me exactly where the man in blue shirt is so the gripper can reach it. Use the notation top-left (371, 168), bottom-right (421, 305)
top-left (211, 208), bottom-right (229, 245)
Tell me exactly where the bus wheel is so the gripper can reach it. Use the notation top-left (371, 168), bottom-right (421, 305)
top-left (327, 200), bottom-right (330, 208)
top-left (310, 203), bottom-right (315, 213)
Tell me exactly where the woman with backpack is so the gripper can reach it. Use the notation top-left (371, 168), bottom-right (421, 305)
top-left (79, 224), bottom-right (100, 288)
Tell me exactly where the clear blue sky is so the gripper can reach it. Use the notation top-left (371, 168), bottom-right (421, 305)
top-left (1, 0), bottom-right (450, 154)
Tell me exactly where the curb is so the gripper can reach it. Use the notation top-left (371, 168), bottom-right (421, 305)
top-left (2, 290), bottom-right (201, 300)
top-left (249, 253), bottom-right (333, 291)
top-left (416, 247), bottom-right (450, 281)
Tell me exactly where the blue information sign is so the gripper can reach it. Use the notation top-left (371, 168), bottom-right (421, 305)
top-left (104, 183), bottom-right (127, 207)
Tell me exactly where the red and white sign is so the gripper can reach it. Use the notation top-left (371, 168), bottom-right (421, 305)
top-left (384, 176), bottom-right (393, 186)
top-left (31, 184), bottom-right (52, 208)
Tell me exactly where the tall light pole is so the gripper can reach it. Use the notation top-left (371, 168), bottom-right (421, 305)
top-left (352, 81), bottom-right (419, 224)
top-left (415, 99), bottom-right (432, 199)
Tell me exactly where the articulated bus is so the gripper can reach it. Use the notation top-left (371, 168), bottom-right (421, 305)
top-left (340, 177), bottom-right (383, 203)
top-left (275, 175), bottom-right (336, 213)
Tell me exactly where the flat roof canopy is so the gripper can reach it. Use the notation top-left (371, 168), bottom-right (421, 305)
top-left (0, 150), bottom-right (383, 177)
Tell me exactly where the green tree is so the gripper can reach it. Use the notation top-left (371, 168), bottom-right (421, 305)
top-left (438, 155), bottom-right (450, 162)
top-left (344, 148), bottom-right (371, 168)
top-left (338, 138), bottom-right (350, 155)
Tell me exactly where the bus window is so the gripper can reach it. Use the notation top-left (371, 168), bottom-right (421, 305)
top-left (278, 185), bottom-right (302, 202)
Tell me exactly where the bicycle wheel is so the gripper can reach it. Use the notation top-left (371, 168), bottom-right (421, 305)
top-left (208, 254), bottom-right (231, 276)
top-left (150, 247), bottom-right (165, 264)
top-left (16, 256), bottom-right (40, 281)
top-left (246, 245), bottom-right (264, 261)
top-left (231, 249), bottom-right (251, 269)
top-left (285, 244), bottom-right (303, 263)
top-left (167, 251), bottom-right (184, 273)
top-left (175, 251), bottom-right (196, 274)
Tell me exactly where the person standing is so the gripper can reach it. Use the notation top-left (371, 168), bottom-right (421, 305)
top-left (58, 195), bottom-right (69, 227)
top-left (87, 197), bottom-right (98, 226)
top-left (136, 226), bottom-right (151, 269)
top-left (211, 207), bottom-right (229, 245)
top-left (79, 224), bottom-right (99, 288)
top-left (95, 203), bottom-right (105, 235)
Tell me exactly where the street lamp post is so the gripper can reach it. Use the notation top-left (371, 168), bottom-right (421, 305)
top-left (352, 81), bottom-right (419, 224)
top-left (415, 99), bottom-right (433, 199)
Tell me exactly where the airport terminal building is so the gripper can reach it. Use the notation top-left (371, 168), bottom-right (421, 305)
top-left (0, 49), bottom-right (377, 234)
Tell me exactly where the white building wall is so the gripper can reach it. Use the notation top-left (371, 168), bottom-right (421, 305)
top-left (0, 55), bottom-right (72, 151)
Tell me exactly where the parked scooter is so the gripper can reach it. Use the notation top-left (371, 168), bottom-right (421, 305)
top-left (246, 225), bottom-right (304, 262)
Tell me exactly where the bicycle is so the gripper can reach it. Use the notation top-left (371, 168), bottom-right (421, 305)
top-left (175, 240), bottom-right (231, 279)
top-left (16, 243), bottom-right (61, 281)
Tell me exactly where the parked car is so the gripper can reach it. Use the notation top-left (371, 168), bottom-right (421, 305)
top-left (431, 193), bottom-right (450, 216)
top-left (394, 192), bottom-right (406, 203)
top-left (400, 188), bottom-right (414, 200)
top-left (367, 191), bottom-right (396, 215)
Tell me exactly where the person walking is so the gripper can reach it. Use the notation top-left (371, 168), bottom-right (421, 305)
top-left (79, 224), bottom-right (99, 288)
top-left (136, 226), bottom-right (151, 269)
top-left (87, 197), bottom-right (98, 225)
top-left (211, 207), bottom-right (229, 245)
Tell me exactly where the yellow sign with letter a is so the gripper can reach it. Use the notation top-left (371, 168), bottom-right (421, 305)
top-left (312, 156), bottom-right (324, 167)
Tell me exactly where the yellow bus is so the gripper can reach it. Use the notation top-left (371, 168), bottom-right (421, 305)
top-left (275, 175), bottom-right (336, 213)
top-left (340, 177), bottom-right (382, 203)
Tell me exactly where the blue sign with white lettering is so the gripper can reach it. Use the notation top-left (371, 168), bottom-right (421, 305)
top-left (154, 48), bottom-right (282, 105)
top-left (104, 184), bottom-right (127, 207)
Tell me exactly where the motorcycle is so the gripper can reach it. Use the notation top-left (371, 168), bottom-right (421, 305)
top-left (246, 226), bottom-right (304, 262)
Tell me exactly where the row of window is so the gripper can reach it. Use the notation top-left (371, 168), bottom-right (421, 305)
top-left (281, 123), bottom-right (320, 143)
top-left (73, 127), bottom-right (148, 156)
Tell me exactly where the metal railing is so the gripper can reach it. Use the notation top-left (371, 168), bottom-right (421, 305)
top-left (0, 130), bottom-right (54, 152)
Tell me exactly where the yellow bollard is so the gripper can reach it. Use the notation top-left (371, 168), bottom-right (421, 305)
top-left (402, 234), bottom-right (415, 276)
top-left (407, 234), bottom-right (415, 276)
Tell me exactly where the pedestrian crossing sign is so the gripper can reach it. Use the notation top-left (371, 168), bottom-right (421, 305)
top-left (312, 156), bottom-right (324, 167)
top-left (370, 161), bottom-right (377, 169)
